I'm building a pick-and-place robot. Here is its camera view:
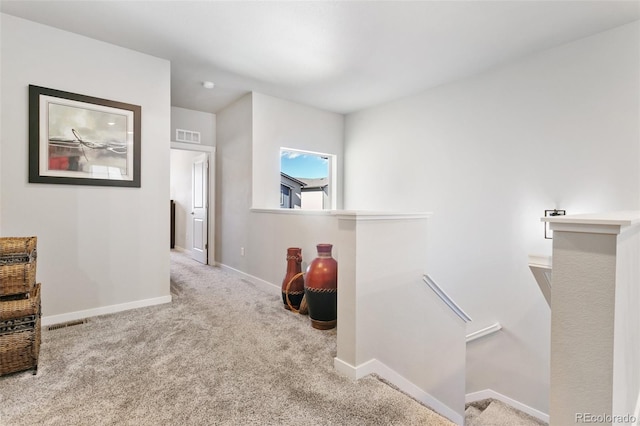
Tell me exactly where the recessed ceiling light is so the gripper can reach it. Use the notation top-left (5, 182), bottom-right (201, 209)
top-left (202, 81), bottom-right (215, 89)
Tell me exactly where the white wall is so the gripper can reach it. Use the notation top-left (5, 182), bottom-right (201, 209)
top-left (216, 93), bottom-right (253, 268)
top-left (171, 106), bottom-right (216, 147)
top-left (248, 210), bottom-right (338, 285)
top-left (251, 93), bottom-right (344, 209)
top-left (216, 92), bottom-right (345, 268)
top-left (170, 149), bottom-right (203, 251)
top-left (343, 21), bottom-right (640, 414)
top-left (334, 213), bottom-right (466, 424)
top-left (0, 14), bottom-right (171, 320)
top-left (215, 90), bottom-right (463, 421)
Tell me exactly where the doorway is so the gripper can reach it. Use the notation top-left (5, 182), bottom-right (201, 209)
top-left (170, 142), bottom-right (215, 265)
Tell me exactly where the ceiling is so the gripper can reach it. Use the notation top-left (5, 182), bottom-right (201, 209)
top-left (1, 1), bottom-right (639, 114)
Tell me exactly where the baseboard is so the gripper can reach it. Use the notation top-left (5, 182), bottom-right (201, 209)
top-left (333, 357), bottom-right (378, 380)
top-left (466, 389), bottom-right (549, 424)
top-left (334, 357), bottom-right (464, 425)
top-left (216, 262), bottom-right (280, 294)
top-left (42, 295), bottom-right (172, 327)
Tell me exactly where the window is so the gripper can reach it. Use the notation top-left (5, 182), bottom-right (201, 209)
top-left (280, 149), bottom-right (334, 210)
top-left (280, 184), bottom-right (292, 208)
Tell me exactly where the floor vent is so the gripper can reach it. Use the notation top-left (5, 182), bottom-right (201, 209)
top-left (48, 319), bottom-right (87, 331)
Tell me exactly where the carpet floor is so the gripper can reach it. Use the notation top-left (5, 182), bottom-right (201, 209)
top-left (465, 399), bottom-right (548, 426)
top-left (0, 251), bottom-right (456, 425)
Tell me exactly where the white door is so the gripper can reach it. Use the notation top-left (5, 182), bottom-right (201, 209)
top-left (191, 153), bottom-right (208, 264)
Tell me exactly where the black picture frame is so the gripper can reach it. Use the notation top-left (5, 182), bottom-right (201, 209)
top-left (29, 85), bottom-right (141, 187)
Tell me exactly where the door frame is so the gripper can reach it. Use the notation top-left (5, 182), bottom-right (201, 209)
top-left (170, 141), bottom-right (216, 265)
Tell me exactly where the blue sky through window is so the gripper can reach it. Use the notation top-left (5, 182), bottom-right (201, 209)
top-left (280, 150), bottom-right (328, 179)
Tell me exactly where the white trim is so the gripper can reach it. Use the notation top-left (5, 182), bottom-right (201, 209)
top-left (216, 262), bottom-right (280, 294)
top-left (170, 144), bottom-right (216, 265)
top-left (249, 208), bottom-right (432, 221)
top-left (170, 141), bottom-right (215, 153)
top-left (528, 254), bottom-right (552, 269)
top-left (42, 295), bottom-right (172, 327)
top-left (550, 223), bottom-right (626, 235)
top-left (333, 357), bottom-right (378, 380)
top-left (251, 208), bottom-right (333, 216)
top-left (633, 394), bottom-right (640, 426)
top-left (542, 211), bottom-right (640, 236)
top-left (541, 210), bottom-right (640, 227)
top-left (333, 210), bottom-right (432, 221)
top-left (280, 146), bottom-right (332, 158)
top-left (334, 357), bottom-right (464, 425)
top-left (466, 322), bottom-right (502, 343)
top-left (465, 389), bottom-right (549, 424)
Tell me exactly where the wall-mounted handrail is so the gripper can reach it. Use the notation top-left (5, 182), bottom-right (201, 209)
top-left (423, 274), bottom-right (472, 323)
top-left (466, 322), bottom-right (502, 343)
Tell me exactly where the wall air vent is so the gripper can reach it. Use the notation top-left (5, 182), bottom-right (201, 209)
top-left (176, 129), bottom-right (201, 144)
top-left (47, 319), bottom-right (87, 331)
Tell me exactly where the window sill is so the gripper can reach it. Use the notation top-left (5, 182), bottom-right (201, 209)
top-left (250, 208), bottom-right (432, 221)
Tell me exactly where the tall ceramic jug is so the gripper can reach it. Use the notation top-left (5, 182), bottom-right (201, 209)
top-left (281, 247), bottom-right (305, 311)
top-left (304, 244), bottom-right (337, 330)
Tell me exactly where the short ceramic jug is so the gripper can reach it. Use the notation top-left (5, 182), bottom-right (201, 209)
top-left (281, 247), bottom-right (305, 311)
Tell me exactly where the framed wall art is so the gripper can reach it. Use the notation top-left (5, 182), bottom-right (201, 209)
top-left (29, 85), bottom-right (141, 187)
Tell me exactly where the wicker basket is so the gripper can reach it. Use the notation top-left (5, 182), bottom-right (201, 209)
top-left (0, 283), bottom-right (41, 376)
top-left (0, 236), bottom-right (36, 255)
top-left (0, 237), bottom-right (37, 297)
top-left (0, 260), bottom-right (37, 297)
top-left (0, 237), bottom-right (37, 258)
top-left (1, 283), bottom-right (41, 321)
top-left (0, 317), bottom-right (40, 376)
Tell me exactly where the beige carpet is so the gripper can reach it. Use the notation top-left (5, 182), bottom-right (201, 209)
top-left (0, 251), bottom-right (455, 425)
top-left (465, 399), bottom-right (548, 426)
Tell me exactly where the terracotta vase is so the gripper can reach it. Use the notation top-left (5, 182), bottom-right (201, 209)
top-left (281, 247), bottom-right (305, 311)
top-left (304, 244), bottom-right (337, 330)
